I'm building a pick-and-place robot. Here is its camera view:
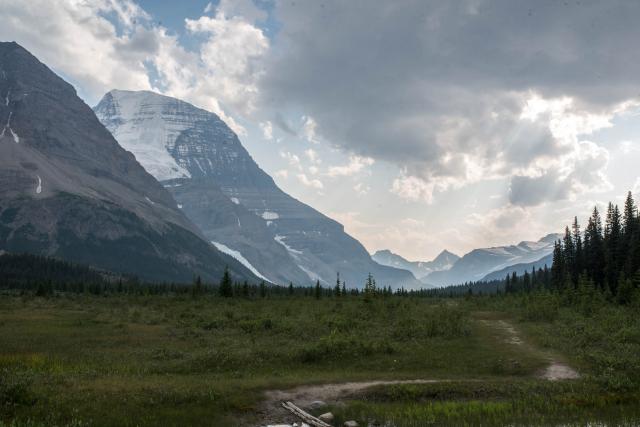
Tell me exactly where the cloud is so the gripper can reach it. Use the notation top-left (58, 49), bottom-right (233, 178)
top-left (301, 115), bottom-right (319, 143)
top-left (304, 148), bottom-right (320, 163)
top-left (327, 156), bottom-right (374, 177)
top-left (260, 121), bottom-right (273, 140)
top-left (297, 173), bottom-right (324, 190)
top-left (261, 1), bottom-right (640, 204)
top-left (353, 182), bottom-right (370, 196)
top-left (280, 151), bottom-right (302, 170)
top-left (0, 0), bottom-right (153, 99)
top-left (1, 0), bottom-right (270, 137)
top-left (183, 9), bottom-right (269, 115)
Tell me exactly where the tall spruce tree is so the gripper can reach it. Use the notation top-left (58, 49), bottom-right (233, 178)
top-left (585, 207), bottom-right (606, 288)
top-left (572, 217), bottom-right (583, 283)
top-left (218, 267), bottom-right (233, 298)
top-left (551, 240), bottom-right (565, 289)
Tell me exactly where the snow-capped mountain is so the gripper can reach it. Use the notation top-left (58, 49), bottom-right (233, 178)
top-left (0, 42), bottom-right (258, 283)
top-left (423, 233), bottom-right (562, 287)
top-left (95, 90), bottom-right (420, 288)
top-left (372, 249), bottom-right (459, 280)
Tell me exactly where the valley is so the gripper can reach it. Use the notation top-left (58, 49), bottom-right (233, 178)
top-left (1, 290), bottom-right (639, 427)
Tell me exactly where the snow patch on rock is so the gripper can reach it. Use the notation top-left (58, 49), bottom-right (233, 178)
top-left (262, 211), bottom-right (279, 220)
top-left (230, 197), bottom-right (240, 205)
top-left (35, 175), bottom-right (42, 194)
top-left (274, 235), bottom-right (303, 255)
top-left (211, 241), bottom-right (270, 282)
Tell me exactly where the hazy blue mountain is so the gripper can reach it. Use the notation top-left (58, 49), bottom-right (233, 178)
top-left (481, 253), bottom-right (553, 282)
top-left (424, 234), bottom-right (561, 286)
top-left (372, 249), bottom-right (459, 280)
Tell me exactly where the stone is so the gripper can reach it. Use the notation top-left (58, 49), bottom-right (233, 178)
top-left (344, 421), bottom-right (359, 427)
top-left (308, 400), bottom-right (327, 410)
top-left (319, 412), bottom-right (334, 422)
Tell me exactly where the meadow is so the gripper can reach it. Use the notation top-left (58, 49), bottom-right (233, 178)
top-left (1, 289), bottom-right (639, 426)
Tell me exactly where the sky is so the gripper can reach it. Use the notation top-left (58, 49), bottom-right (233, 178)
top-left (2, 0), bottom-right (640, 261)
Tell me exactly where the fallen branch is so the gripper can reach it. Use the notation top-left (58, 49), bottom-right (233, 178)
top-left (281, 401), bottom-right (332, 427)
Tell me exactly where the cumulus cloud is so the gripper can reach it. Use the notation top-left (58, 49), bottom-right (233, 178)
top-left (262, 1), bottom-right (640, 204)
top-left (260, 121), bottom-right (273, 140)
top-left (297, 173), bottom-right (324, 190)
top-left (0, 0), bottom-right (270, 136)
top-left (0, 0), bottom-right (153, 98)
top-left (327, 156), bottom-right (374, 177)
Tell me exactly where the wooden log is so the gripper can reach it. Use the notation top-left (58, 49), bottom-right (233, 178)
top-left (281, 401), bottom-right (332, 427)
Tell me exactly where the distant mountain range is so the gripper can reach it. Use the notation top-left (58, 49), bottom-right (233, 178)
top-left (423, 234), bottom-right (561, 286)
top-left (373, 233), bottom-right (561, 288)
top-left (372, 249), bottom-right (460, 281)
top-left (481, 253), bottom-right (553, 282)
top-left (0, 42), bottom-right (257, 283)
top-left (95, 90), bottom-right (421, 288)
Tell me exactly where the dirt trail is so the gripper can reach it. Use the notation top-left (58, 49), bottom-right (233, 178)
top-left (478, 318), bottom-right (579, 381)
top-left (258, 317), bottom-right (579, 426)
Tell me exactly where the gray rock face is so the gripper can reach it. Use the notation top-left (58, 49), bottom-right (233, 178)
top-left (95, 90), bottom-right (421, 288)
top-left (0, 42), bottom-right (258, 283)
top-left (424, 233), bottom-right (561, 286)
top-left (372, 249), bottom-right (460, 281)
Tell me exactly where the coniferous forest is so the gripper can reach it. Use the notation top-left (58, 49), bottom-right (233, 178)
top-left (498, 191), bottom-right (640, 303)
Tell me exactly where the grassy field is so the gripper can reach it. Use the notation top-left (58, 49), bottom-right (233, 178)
top-left (0, 291), bottom-right (638, 426)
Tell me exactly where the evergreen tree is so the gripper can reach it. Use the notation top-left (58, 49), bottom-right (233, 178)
top-left (259, 280), bottom-right (267, 298)
top-left (218, 268), bottom-right (233, 298)
top-left (585, 207), bottom-right (606, 288)
top-left (572, 217), bottom-right (583, 283)
top-left (563, 226), bottom-right (575, 284)
top-left (334, 272), bottom-right (341, 297)
top-left (551, 240), bottom-right (565, 289)
top-left (341, 281), bottom-right (346, 296)
top-left (242, 281), bottom-right (250, 298)
top-left (315, 279), bottom-right (321, 299)
top-left (364, 273), bottom-right (377, 300)
top-left (288, 282), bottom-right (294, 296)
top-left (523, 270), bottom-right (531, 292)
top-left (604, 203), bottom-right (623, 291)
top-left (616, 274), bottom-right (634, 305)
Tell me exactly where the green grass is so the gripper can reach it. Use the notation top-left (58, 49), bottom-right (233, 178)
top-left (0, 291), bottom-right (638, 426)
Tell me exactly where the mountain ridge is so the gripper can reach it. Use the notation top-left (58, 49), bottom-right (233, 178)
top-left (423, 233), bottom-right (562, 286)
top-left (0, 42), bottom-right (258, 283)
top-left (372, 249), bottom-right (460, 281)
top-left (95, 89), bottom-right (421, 288)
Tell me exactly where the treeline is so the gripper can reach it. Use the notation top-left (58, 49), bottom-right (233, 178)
top-left (549, 192), bottom-right (640, 298)
top-left (0, 253), bottom-right (405, 298)
top-left (500, 191), bottom-right (640, 303)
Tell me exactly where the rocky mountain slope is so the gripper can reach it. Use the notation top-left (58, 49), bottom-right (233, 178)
top-left (95, 90), bottom-right (420, 288)
top-left (423, 234), bottom-right (561, 287)
top-left (372, 249), bottom-right (459, 280)
top-left (0, 42), bottom-right (258, 283)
